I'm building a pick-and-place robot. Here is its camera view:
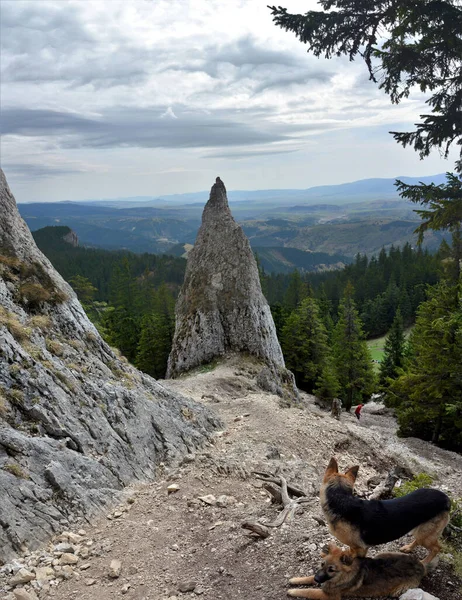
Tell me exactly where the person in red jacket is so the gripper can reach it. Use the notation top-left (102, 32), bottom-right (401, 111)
top-left (354, 404), bottom-right (364, 420)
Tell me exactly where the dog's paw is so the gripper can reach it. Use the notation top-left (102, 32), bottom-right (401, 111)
top-left (399, 543), bottom-right (413, 553)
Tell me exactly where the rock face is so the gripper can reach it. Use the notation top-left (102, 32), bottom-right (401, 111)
top-left (0, 169), bottom-right (222, 562)
top-left (167, 178), bottom-right (286, 378)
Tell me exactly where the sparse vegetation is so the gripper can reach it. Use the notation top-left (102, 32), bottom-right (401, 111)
top-left (2, 462), bottom-right (29, 479)
top-left (394, 472), bottom-right (434, 498)
top-left (30, 314), bottom-right (52, 331)
top-left (46, 338), bottom-right (64, 357)
top-left (0, 307), bottom-right (31, 343)
top-left (0, 388), bottom-right (9, 417)
top-left (8, 388), bottom-right (25, 407)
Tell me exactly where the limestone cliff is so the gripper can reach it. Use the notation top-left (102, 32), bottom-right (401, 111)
top-left (0, 170), bottom-right (221, 562)
top-left (167, 178), bottom-right (295, 401)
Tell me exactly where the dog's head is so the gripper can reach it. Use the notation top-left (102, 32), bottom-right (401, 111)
top-left (314, 543), bottom-right (355, 585)
top-left (322, 457), bottom-right (359, 490)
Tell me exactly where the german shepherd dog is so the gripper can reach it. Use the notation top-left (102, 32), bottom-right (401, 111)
top-left (320, 457), bottom-right (450, 563)
top-left (288, 543), bottom-right (426, 599)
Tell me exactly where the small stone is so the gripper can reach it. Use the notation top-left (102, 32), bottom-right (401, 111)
top-left (13, 590), bottom-right (39, 600)
top-left (182, 453), bottom-right (196, 464)
top-left (198, 495), bottom-right (216, 506)
top-left (194, 587), bottom-right (205, 595)
top-left (233, 416), bottom-right (243, 422)
top-left (67, 533), bottom-right (83, 544)
top-left (78, 529), bottom-right (87, 536)
top-left (78, 547), bottom-right (90, 559)
top-left (54, 543), bottom-right (75, 554)
top-left (171, 544), bottom-right (180, 551)
top-left (80, 564), bottom-right (91, 571)
top-left (35, 566), bottom-right (54, 583)
top-left (179, 581), bottom-right (196, 593)
top-left (10, 568), bottom-right (36, 586)
top-left (216, 495), bottom-right (236, 508)
top-left (113, 511), bottom-right (123, 518)
top-left (108, 559), bottom-right (122, 578)
top-left (61, 565), bottom-right (74, 579)
top-left (121, 583), bottom-right (131, 594)
top-left (85, 578), bottom-right (97, 586)
top-left (59, 553), bottom-right (78, 565)
top-left (167, 484), bottom-right (180, 494)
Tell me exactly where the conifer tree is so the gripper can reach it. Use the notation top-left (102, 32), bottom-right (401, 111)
top-left (314, 357), bottom-right (340, 405)
top-left (136, 312), bottom-right (172, 379)
top-left (386, 280), bottom-right (462, 449)
top-left (379, 309), bottom-right (406, 387)
top-left (333, 283), bottom-right (376, 410)
top-left (281, 296), bottom-right (330, 392)
top-left (284, 270), bottom-right (310, 311)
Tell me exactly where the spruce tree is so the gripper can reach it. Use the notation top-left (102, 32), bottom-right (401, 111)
top-left (333, 284), bottom-right (376, 411)
top-left (314, 357), bottom-right (340, 405)
top-left (281, 296), bottom-right (330, 392)
top-left (386, 280), bottom-right (462, 449)
top-left (379, 309), bottom-right (406, 387)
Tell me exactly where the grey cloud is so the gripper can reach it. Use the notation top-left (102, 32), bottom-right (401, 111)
top-left (1, 2), bottom-right (154, 87)
top-left (252, 69), bottom-right (332, 93)
top-left (212, 36), bottom-right (300, 69)
top-left (202, 148), bottom-right (300, 159)
top-left (1, 107), bottom-right (291, 149)
top-left (1, 163), bottom-right (86, 179)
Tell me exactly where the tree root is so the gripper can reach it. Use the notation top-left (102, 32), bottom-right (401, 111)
top-left (242, 472), bottom-right (310, 538)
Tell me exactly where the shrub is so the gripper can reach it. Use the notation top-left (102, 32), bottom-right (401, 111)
top-left (19, 282), bottom-right (52, 307)
top-left (394, 472), bottom-right (434, 497)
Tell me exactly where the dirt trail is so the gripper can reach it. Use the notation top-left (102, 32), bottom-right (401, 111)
top-left (4, 359), bottom-right (462, 600)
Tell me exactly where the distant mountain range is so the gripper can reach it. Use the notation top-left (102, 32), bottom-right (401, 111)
top-left (19, 173), bottom-right (448, 208)
top-left (17, 173), bottom-right (449, 263)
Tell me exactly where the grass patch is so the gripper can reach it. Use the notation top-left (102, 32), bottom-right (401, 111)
top-left (0, 388), bottom-right (9, 417)
top-left (30, 314), bottom-right (52, 331)
top-left (0, 307), bottom-right (31, 343)
top-left (2, 462), bottom-right (29, 479)
top-left (46, 338), bottom-right (64, 357)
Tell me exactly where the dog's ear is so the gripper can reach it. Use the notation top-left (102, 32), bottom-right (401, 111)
top-left (340, 553), bottom-right (354, 566)
top-left (320, 544), bottom-right (330, 557)
top-left (325, 457), bottom-right (339, 476)
top-left (345, 465), bottom-right (359, 483)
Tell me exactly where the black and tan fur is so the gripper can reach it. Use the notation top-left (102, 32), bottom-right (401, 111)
top-left (320, 457), bottom-right (450, 563)
top-left (288, 543), bottom-right (426, 599)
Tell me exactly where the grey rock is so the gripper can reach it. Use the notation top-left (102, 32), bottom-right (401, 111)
top-left (0, 169), bottom-right (222, 562)
top-left (400, 590), bottom-right (440, 600)
top-left (167, 178), bottom-right (293, 396)
top-left (13, 590), bottom-right (39, 600)
top-left (9, 568), bottom-right (35, 586)
top-left (179, 581), bottom-right (196, 593)
top-left (108, 559), bottom-right (122, 578)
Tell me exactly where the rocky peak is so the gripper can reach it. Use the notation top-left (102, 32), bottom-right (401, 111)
top-left (167, 178), bottom-right (297, 400)
top-left (62, 229), bottom-right (79, 248)
top-left (0, 169), bottom-right (221, 562)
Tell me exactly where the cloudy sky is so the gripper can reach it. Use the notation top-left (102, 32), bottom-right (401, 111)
top-left (1, 0), bottom-right (457, 202)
